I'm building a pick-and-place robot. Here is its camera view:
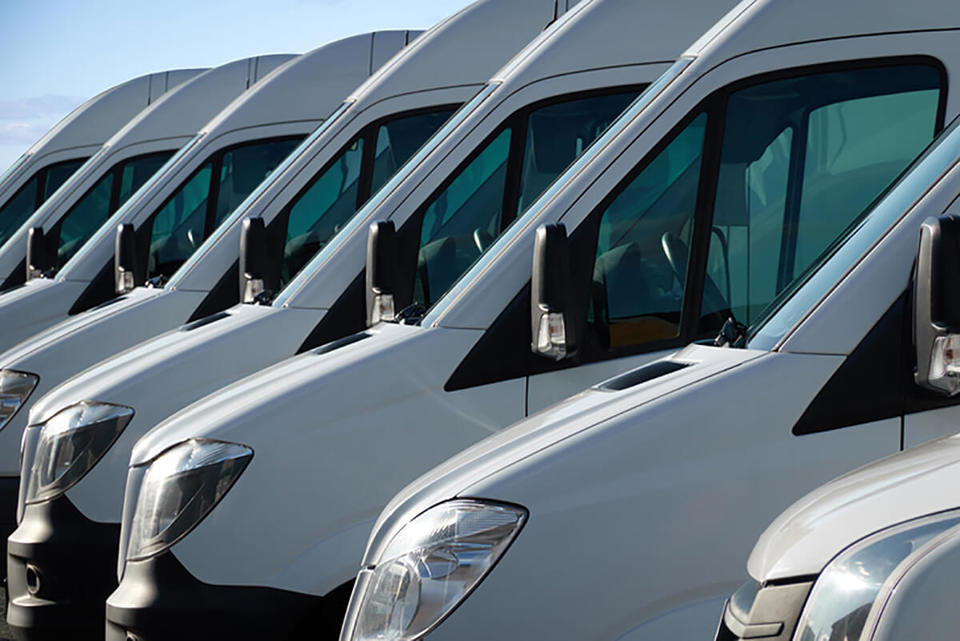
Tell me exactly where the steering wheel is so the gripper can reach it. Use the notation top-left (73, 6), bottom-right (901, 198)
top-left (661, 232), bottom-right (733, 331)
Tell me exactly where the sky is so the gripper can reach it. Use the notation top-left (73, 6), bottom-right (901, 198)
top-left (0, 0), bottom-right (474, 169)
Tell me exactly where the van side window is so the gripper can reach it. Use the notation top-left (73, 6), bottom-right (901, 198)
top-left (281, 138), bottom-right (365, 285)
top-left (588, 114), bottom-right (708, 347)
top-left (370, 110), bottom-right (457, 196)
top-left (0, 158), bottom-right (88, 247)
top-left (42, 158), bottom-right (87, 201)
top-left (55, 151), bottom-right (173, 269)
top-left (277, 107), bottom-right (459, 289)
top-left (412, 88), bottom-right (642, 309)
top-left (415, 128), bottom-right (513, 306)
top-left (0, 175), bottom-right (39, 246)
top-left (145, 137), bottom-right (303, 281)
top-left (701, 65), bottom-right (941, 331)
top-left (214, 140), bottom-right (302, 225)
top-left (147, 162), bottom-right (213, 278)
top-left (581, 63), bottom-right (941, 353)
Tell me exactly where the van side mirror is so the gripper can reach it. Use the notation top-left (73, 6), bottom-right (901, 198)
top-left (531, 223), bottom-right (577, 360)
top-left (366, 221), bottom-right (398, 325)
top-left (239, 217), bottom-right (269, 303)
top-left (114, 224), bottom-right (138, 294)
top-left (914, 215), bottom-right (960, 395)
top-left (25, 227), bottom-right (50, 281)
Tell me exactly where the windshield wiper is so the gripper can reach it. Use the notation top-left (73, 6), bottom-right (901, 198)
top-left (145, 274), bottom-right (167, 289)
top-left (714, 316), bottom-right (748, 348)
top-left (395, 302), bottom-right (426, 326)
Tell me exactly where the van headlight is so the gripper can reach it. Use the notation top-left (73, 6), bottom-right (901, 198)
top-left (25, 401), bottom-right (132, 504)
top-left (794, 509), bottom-right (960, 641)
top-left (348, 499), bottom-right (527, 641)
top-left (0, 370), bottom-right (38, 431)
top-left (126, 439), bottom-right (253, 561)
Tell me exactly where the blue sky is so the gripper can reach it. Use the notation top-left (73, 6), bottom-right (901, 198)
top-left (0, 0), bottom-right (473, 168)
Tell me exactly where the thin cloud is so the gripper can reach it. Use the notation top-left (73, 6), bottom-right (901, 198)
top-left (0, 95), bottom-right (85, 121)
top-left (0, 95), bottom-right (85, 147)
top-left (0, 121), bottom-right (55, 145)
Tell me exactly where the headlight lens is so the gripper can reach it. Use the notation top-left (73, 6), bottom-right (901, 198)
top-left (126, 439), bottom-right (253, 561)
top-left (794, 510), bottom-right (960, 641)
top-left (25, 401), bottom-right (132, 504)
top-left (350, 499), bottom-right (527, 641)
top-left (0, 370), bottom-right (38, 432)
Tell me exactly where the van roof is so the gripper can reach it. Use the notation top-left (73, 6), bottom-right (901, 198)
top-left (200, 32), bottom-right (420, 136)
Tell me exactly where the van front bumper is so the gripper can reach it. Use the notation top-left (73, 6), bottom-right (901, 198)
top-left (6, 495), bottom-right (120, 641)
top-left (106, 550), bottom-right (351, 641)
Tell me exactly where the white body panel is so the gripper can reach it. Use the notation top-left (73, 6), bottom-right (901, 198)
top-left (97, 3), bottom-right (960, 620)
top-left (0, 32), bottom-right (417, 477)
top-left (28, 0), bottom-right (725, 536)
top-left (0, 54), bottom-right (294, 352)
top-left (0, 69), bottom-right (202, 222)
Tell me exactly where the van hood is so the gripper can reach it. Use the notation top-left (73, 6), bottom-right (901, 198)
top-left (362, 343), bottom-right (765, 565)
top-left (29, 304), bottom-right (282, 425)
top-left (747, 433), bottom-right (960, 582)
top-left (0, 287), bottom-right (161, 366)
top-left (130, 322), bottom-right (482, 466)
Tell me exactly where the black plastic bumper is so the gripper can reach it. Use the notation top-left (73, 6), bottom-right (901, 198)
top-left (6, 495), bottom-right (120, 641)
top-left (106, 551), bottom-right (352, 641)
top-left (0, 475), bottom-right (19, 582)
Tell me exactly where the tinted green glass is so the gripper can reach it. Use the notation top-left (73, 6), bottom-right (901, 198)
top-left (42, 158), bottom-right (87, 200)
top-left (280, 138), bottom-right (364, 286)
top-left (370, 108), bottom-right (457, 196)
top-left (55, 172), bottom-right (114, 269)
top-left (147, 163), bottom-right (212, 279)
top-left (0, 175), bottom-right (39, 246)
top-left (517, 91), bottom-right (638, 213)
top-left (415, 129), bottom-right (512, 307)
top-left (117, 153), bottom-right (171, 205)
top-left (589, 114), bottom-right (708, 348)
top-left (704, 65), bottom-right (941, 330)
top-left (213, 137), bottom-right (302, 225)
top-left (414, 89), bottom-right (642, 310)
top-left (145, 138), bottom-right (303, 280)
top-left (55, 151), bottom-right (173, 269)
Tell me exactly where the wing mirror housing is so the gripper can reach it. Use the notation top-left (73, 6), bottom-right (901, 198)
top-left (914, 214), bottom-right (960, 395)
top-left (366, 221), bottom-right (398, 325)
top-left (25, 226), bottom-right (51, 281)
top-left (114, 224), bottom-right (139, 294)
top-left (239, 217), bottom-right (270, 304)
top-left (531, 223), bottom-right (577, 360)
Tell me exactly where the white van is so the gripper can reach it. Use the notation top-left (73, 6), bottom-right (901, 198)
top-left (102, 1), bottom-right (959, 639)
top-left (8, 1), bottom-right (586, 638)
top-left (0, 68), bottom-right (203, 250)
top-left (0, 53), bottom-right (295, 352)
top-left (338, 110), bottom-right (960, 641)
top-left (0, 30), bottom-right (414, 553)
top-left (718, 438), bottom-right (960, 641)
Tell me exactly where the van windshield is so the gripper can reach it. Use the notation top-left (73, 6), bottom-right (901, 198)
top-left (749, 116), bottom-right (960, 350)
